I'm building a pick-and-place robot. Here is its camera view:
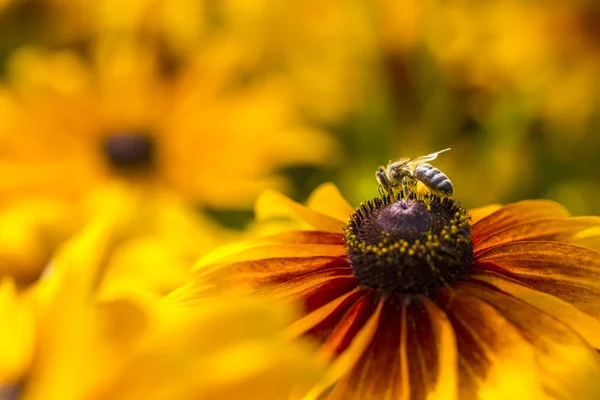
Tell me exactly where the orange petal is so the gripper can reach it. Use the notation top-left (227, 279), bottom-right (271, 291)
top-left (306, 183), bottom-right (354, 224)
top-left (474, 217), bottom-right (600, 253)
top-left (254, 189), bottom-right (346, 232)
top-left (476, 241), bottom-right (600, 320)
top-left (326, 298), bottom-right (406, 400)
top-left (194, 243), bottom-right (346, 272)
top-left (326, 296), bottom-right (459, 400)
top-left (305, 300), bottom-right (384, 400)
top-left (282, 288), bottom-right (364, 341)
top-left (269, 273), bottom-right (359, 312)
top-left (453, 282), bottom-right (600, 399)
top-left (471, 271), bottom-right (600, 349)
top-left (202, 256), bottom-right (350, 289)
top-left (472, 200), bottom-right (570, 244)
top-left (318, 291), bottom-right (377, 360)
top-left (468, 204), bottom-right (502, 225)
top-left (265, 231), bottom-right (344, 245)
top-left (403, 298), bottom-right (458, 400)
top-left (434, 288), bottom-right (545, 399)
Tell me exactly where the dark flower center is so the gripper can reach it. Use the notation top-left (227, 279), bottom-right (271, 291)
top-left (344, 191), bottom-right (473, 295)
top-left (104, 133), bottom-right (155, 170)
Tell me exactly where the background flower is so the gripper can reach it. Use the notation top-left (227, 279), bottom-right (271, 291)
top-left (2, 0), bottom-right (599, 214)
top-left (0, 0), bottom-right (339, 284)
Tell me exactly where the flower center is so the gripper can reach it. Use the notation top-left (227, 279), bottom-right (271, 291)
top-left (104, 133), bottom-right (155, 170)
top-left (344, 192), bottom-right (473, 295)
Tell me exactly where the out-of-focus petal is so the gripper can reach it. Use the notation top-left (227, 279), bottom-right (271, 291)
top-left (97, 237), bottom-right (192, 299)
top-left (0, 199), bottom-right (79, 283)
top-left (570, 226), bottom-right (600, 250)
top-left (90, 296), bottom-right (324, 400)
top-left (474, 217), bottom-right (600, 253)
top-left (471, 271), bottom-right (600, 349)
top-left (472, 200), bottom-right (570, 244)
top-left (254, 189), bottom-right (346, 232)
top-left (476, 241), bottom-right (600, 320)
top-left (0, 278), bottom-right (35, 384)
top-left (306, 183), bottom-right (354, 224)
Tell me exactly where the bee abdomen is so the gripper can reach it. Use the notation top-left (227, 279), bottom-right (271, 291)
top-left (415, 163), bottom-right (454, 194)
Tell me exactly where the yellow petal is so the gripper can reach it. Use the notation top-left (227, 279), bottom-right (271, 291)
top-left (570, 226), bottom-right (600, 250)
top-left (468, 204), bottom-right (503, 225)
top-left (93, 296), bottom-right (324, 400)
top-left (255, 189), bottom-right (346, 232)
top-left (97, 237), bottom-right (192, 299)
top-left (0, 278), bottom-right (35, 384)
top-left (0, 199), bottom-right (79, 283)
top-left (306, 183), bottom-right (354, 224)
top-left (471, 271), bottom-right (600, 349)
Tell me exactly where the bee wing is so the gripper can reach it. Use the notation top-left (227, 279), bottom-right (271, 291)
top-left (404, 148), bottom-right (451, 172)
top-left (408, 148), bottom-right (451, 164)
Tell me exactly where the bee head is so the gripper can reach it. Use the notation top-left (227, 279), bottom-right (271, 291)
top-left (375, 166), bottom-right (389, 189)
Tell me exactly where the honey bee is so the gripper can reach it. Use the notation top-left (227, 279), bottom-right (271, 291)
top-left (376, 148), bottom-right (453, 197)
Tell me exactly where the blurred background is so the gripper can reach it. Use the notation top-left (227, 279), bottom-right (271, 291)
top-left (1, 0), bottom-right (599, 227)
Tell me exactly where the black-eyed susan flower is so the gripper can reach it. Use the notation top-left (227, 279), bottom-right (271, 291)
top-left (0, 17), bottom-right (337, 282)
top-left (0, 41), bottom-right (337, 208)
top-left (177, 183), bottom-right (600, 399)
top-left (0, 192), bottom-right (323, 400)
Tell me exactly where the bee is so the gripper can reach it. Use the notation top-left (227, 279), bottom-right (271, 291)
top-left (376, 148), bottom-right (453, 197)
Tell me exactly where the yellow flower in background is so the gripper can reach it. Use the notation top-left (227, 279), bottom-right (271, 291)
top-left (175, 183), bottom-right (600, 399)
top-left (15, 0), bottom-right (377, 124)
top-left (0, 41), bottom-right (337, 207)
top-left (0, 278), bottom-right (35, 384)
top-left (0, 191), bottom-right (324, 400)
top-left (0, 2), bottom-right (338, 283)
top-left (214, 0), bottom-right (377, 124)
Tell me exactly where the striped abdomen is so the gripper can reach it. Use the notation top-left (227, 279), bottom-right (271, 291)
top-left (414, 163), bottom-right (453, 195)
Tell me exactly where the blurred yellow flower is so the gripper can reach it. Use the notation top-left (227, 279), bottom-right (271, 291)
top-left (25, 0), bottom-right (377, 124)
top-left (215, 0), bottom-right (378, 124)
top-left (0, 191), bottom-right (323, 400)
top-left (0, 3), bottom-right (339, 283)
top-left (0, 40), bottom-right (337, 208)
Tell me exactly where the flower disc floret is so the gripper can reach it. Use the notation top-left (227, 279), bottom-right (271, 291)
top-left (344, 191), bottom-right (473, 294)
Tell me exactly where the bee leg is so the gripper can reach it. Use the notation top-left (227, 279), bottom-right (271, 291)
top-left (378, 184), bottom-right (385, 198)
top-left (401, 177), bottom-right (410, 197)
top-left (423, 195), bottom-right (431, 209)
